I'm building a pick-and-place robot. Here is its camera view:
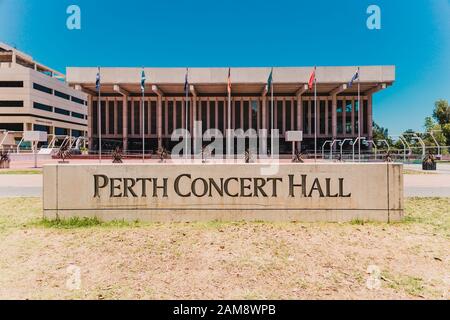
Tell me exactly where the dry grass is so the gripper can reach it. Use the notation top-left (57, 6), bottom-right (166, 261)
top-left (0, 197), bottom-right (448, 300)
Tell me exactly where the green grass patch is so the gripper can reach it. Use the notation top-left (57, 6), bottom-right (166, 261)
top-left (403, 197), bottom-right (450, 236)
top-left (382, 271), bottom-right (434, 298)
top-left (33, 217), bottom-right (144, 229)
top-left (403, 169), bottom-right (436, 175)
top-left (0, 169), bottom-right (42, 175)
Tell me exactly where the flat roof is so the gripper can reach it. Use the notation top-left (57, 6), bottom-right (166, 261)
top-left (66, 66), bottom-right (395, 96)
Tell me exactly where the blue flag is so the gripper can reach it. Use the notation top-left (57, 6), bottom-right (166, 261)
top-left (348, 68), bottom-right (360, 88)
top-left (267, 68), bottom-right (273, 90)
top-left (141, 69), bottom-right (146, 93)
top-left (95, 67), bottom-right (101, 92)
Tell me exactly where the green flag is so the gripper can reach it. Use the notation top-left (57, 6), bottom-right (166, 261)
top-left (267, 68), bottom-right (273, 91)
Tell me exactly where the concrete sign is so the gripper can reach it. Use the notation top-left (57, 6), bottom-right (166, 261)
top-left (23, 131), bottom-right (48, 142)
top-left (285, 131), bottom-right (303, 142)
top-left (43, 163), bottom-right (403, 222)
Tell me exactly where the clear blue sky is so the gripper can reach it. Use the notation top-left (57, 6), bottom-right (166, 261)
top-left (1, 0), bottom-right (448, 135)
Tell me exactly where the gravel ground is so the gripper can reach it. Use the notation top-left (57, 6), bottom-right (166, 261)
top-left (0, 197), bottom-right (448, 300)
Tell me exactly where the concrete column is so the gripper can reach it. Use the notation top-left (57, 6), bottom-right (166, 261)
top-left (105, 98), bottom-right (110, 136)
top-left (114, 99), bottom-right (118, 136)
top-left (122, 96), bottom-right (128, 151)
top-left (261, 97), bottom-right (267, 130)
top-left (88, 95), bottom-right (93, 150)
top-left (332, 95), bottom-right (337, 139)
top-left (157, 95), bottom-right (162, 149)
top-left (297, 95), bottom-right (303, 150)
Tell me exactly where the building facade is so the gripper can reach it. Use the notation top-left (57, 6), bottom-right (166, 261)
top-left (0, 43), bottom-right (88, 139)
top-left (66, 66), bottom-right (395, 154)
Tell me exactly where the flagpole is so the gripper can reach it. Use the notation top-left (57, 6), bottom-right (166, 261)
top-left (227, 82), bottom-right (231, 159)
top-left (314, 75), bottom-right (317, 162)
top-left (358, 67), bottom-right (361, 162)
top-left (271, 82), bottom-right (274, 157)
top-left (142, 86), bottom-right (145, 163)
top-left (185, 82), bottom-right (189, 161)
top-left (98, 73), bottom-right (102, 164)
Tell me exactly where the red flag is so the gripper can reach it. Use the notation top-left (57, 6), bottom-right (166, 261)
top-left (308, 66), bottom-right (316, 90)
top-left (227, 68), bottom-right (232, 94)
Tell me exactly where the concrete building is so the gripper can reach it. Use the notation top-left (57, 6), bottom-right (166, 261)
top-left (0, 43), bottom-right (88, 140)
top-left (66, 66), bottom-right (395, 154)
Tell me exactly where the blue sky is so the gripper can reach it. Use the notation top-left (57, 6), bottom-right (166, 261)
top-left (0, 0), bottom-right (449, 135)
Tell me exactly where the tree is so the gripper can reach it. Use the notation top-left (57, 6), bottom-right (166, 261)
top-left (372, 122), bottom-right (393, 148)
top-left (432, 99), bottom-right (450, 145)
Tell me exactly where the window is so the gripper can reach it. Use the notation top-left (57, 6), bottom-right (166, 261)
top-left (320, 100), bottom-right (326, 134)
top-left (276, 100), bottom-right (283, 131)
top-left (363, 100), bottom-right (368, 135)
top-left (243, 101), bottom-right (250, 131)
top-left (108, 101), bottom-right (115, 134)
top-left (0, 81), bottom-right (23, 87)
top-left (345, 100), bottom-right (352, 134)
top-left (217, 101), bottom-right (224, 132)
top-left (55, 108), bottom-right (70, 116)
top-left (33, 102), bottom-right (52, 112)
top-left (150, 101), bottom-right (156, 134)
top-left (337, 100), bottom-right (343, 134)
top-left (303, 101), bottom-right (309, 133)
top-left (34, 124), bottom-right (50, 133)
top-left (33, 83), bottom-right (53, 95)
top-left (210, 100), bottom-right (216, 129)
top-left (93, 101), bottom-right (98, 134)
top-left (251, 100), bottom-right (258, 130)
top-left (55, 127), bottom-right (68, 135)
top-left (101, 101), bottom-right (106, 135)
top-left (71, 96), bottom-right (86, 105)
top-left (0, 123), bottom-right (23, 131)
top-left (168, 101), bottom-right (174, 134)
top-left (235, 101), bottom-right (241, 129)
top-left (134, 101), bottom-right (140, 135)
top-left (0, 100), bottom-right (23, 107)
top-left (286, 100), bottom-right (292, 132)
top-left (127, 101), bottom-right (132, 135)
top-left (176, 100), bottom-right (182, 129)
top-left (55, 90), bottom-right (70, 100)
top-left (72, 112), bottom-right (85, 119)
top-left (144, 101), bottom-right (149, 134)
top-left (117, 101), bottom-right (123, 134)
top-left (201, 101), bottom-right (208, 128)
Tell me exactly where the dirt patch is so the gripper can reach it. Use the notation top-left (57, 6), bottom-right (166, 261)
top-left (0, 198), bottom-right (448, 300)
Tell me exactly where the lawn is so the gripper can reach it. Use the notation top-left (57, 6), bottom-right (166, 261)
top-left (0, 169), bottom-right (42, 175)
top-left (0, 197), bottom-right (448, 300)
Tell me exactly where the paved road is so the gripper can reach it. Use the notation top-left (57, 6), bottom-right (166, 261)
top-left (1, 172), bottom-right (450, 198)
top-left (0, 175), bottom-right (42, 198)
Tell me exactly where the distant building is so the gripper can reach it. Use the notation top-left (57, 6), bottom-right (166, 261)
top-left (67, 66), bottom-right (394, 154)
top-left (0, 42), bottom-right (88, 139)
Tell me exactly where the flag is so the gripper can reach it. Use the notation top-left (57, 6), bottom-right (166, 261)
top-left (308, 66), bottom-right (316, 90)
top-left (227, 68), bottom-right (232, 95)
top-left (95, 67), bottom-right (101, 92)
top-left (267, 68), bottom-right (273, 91)
top-left (348, 67), bottom-right (360, 88)
top-left (140, 69), bottom-right (146, 93)
top-left (184, 68), bottom-right (189, 95)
